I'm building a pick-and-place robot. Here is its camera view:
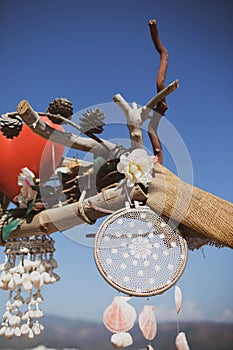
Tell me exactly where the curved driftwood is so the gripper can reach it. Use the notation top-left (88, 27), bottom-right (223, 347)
top-left (2, 163), bottom-right (232, 249)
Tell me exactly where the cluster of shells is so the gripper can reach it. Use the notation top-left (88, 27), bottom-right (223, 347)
top-left (103, 296), bottom-right (156, 349)
top-left (0, 235), bottom-right (60, 339)
top-left (103, 288), bottom-right (190, 350)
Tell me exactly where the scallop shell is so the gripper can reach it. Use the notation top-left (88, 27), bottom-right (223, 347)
top-left (175, 286), bottom-right (182, 314)
top-left (139, 305), bottom-right (157, 341)
top-left (111, 332), bottom-right (133, 348)
top-left (103, 296), bottom-right (136, 333)
top-left (175, 332), bottom-right (190, 350)
top-left (5, 327), bottom-right (14, 339)
top-left (14, 327), bottom-right (21, 337)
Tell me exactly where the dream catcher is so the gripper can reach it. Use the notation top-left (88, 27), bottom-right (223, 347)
top-left (93, 149), bottom-right (190, 349)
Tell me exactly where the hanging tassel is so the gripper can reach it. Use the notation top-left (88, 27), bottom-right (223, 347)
top-left (175, 332), bottom-right (190, 350)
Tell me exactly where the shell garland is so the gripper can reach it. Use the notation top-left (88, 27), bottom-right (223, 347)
top-left (0, 235), bottom-right (59, 339)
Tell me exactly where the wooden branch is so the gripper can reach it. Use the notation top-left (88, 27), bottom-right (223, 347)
top-left (1, 163), bottom-right (233, 250)
top-left (145, 80), bottom-right (179, 110)
top-left (148, 19), bottom-right (168, 115)
top-left (16, 100), bottom-right (116, 158)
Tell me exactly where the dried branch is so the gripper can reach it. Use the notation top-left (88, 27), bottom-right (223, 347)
top-left (1, 163), bottom-right (233, 249)
top-left (16, 100), bottom-right (116, 159)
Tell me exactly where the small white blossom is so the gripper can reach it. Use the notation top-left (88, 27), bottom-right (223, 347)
top-left (15, 168), bottom-right (37, 208)
top-left (117, 149), bottom-right (156, 187)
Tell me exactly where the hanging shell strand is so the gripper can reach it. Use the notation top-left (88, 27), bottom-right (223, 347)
top-left (0, 235), bottom-right (60, 339)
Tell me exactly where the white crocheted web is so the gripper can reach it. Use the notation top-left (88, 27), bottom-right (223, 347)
top-left (94, 206), bottom-right (188, 296)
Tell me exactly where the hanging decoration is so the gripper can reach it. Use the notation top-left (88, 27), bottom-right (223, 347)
top-left (0, 234), bottom-right (59, 339)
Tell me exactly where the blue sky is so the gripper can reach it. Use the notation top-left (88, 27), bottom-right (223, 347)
top-left (0, 0), bottom-right (233, 326)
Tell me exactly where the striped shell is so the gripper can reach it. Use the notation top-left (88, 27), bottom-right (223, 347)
top-left (175, 332), bottom-right (190, 350)
top-left (103, 296), bottom-right (136, 333)
top-left (111, 332), bottom-right (133, 348)
top-left (139, 305), bottom-right (157, 341)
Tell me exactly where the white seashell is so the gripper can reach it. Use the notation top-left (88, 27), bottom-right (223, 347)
top-left (139, 305), bottom-right (157, 341)
top-left (27, 328), bottom-right (34, 339)
top-left (50, 275), bottom-right (57, 284)
top-left (32, 260), bottom-right (41, 269)
top-left (14, 300), bottom-right (23, 309)
top-left (9, 266), bottom-right (18, 274)
top-left (41, 271), bottom-right (52, 284)
top-left (8, 315), bottom-right (16, 326)
top-left (52, 272), bottom-right (60, 282)
top-left (175, 332), bottom-right (190, 350)
top-left (38, 264), bottom-right (45, 273)
top-left (22, 273), bottom-right (33, 291)
top-left (21, 323), bottom-right (29, 335)
top-left (8, 277), bottom-right (16, 291)
top-left (32, 322), bottom-right (41, 335)
top-left (34, 309), bottom-right (43, 319)
top-left (30, 270), bottom-right (42, 289)
top-left (22, 311), bottom-right (29, 321)
top-left (0, 326), bottom-right (6, 336)
top-left (28, 310), bottom-right (35, 318)
top-left (1, 271), bottom-right (12, 283)
top-left (103, 296), bottom-right (136, 333)
top-left (23, 259), bottom-right (33, 272)
top-left (39, 323), bottom-right (45, 331)
top-left (111, 332), bottom-right (133, 348)
top-left (16, 263), bottom-right (25, 275)
top-left (3, 310), bottom-right (10, 319)
top-left (13, 273), bottom-right (22, 286)
top-left (50, 258), bottom-right (58, 269)
top-left (175, 286), bottom-right (182, 314)
top-left (14, 327), bottom-right (21, 337)
top-left (42, 260), bottom-right (52, 270)
top-left (5, 326), bottom-right (14, 339)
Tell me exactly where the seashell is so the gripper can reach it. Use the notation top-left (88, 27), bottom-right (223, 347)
top-left (39, 323), bottom-right (45, 331)
top-left (32, 260), bottom-right (41, 269)
top-left (28, 310), bottom-right (35, 318)
top-left (8, 315), bottom-right (16, 326)
top-left (22, 273), bottom-right (33, 291)
top-left (30, 270), bottom-right (43, 289)
top-left (42, 259), bottom-right (52, 271)
top-left (139, 305), bottom-right (157, 341)
top-left (147, 346), bottom-right (154, 350)
top-left (52, 272), bottom-right (60, 282)
top-left (8, 277), bottom-right (16, 291)
top-left (175, 285), bottom-right (182, 314)
top-left (14, 299), bottom-right (23, 309)
top-left (3, 310), bottom-right (10, 319)
top-left (111, 332), bottom-right (133, 348)
top-left (16, 263), bottom-right (25, 275)
top-left (50, 258), bottom-right (58, 269)
top-left (175, 332), bottom-right (190, 350)
top-left (32, 322), bottom-right (41, 335)
top-left (5, 326), bottom-right (14, 339)
top-left (103, 296), bottom-right (136, 333)
top-left (9, 266), bottom-right (18, 274)
top-left (1, 271), bottom-right (12, 283)
top-left (41, 271), bottom-right (52, 284)
top-left (0, 326), bottom-right (6, 336)
top-left (14, 294), bottom-right (25, 303)
top-left (13, 273), bottom-right (22, 287)
top-left (23, 259), bottom-right (33, 272)
top-left (14, 327), bottom-right (21, 337)
top-left (21, 323), bottom-right (29, 335)
top-left (22, 311), bottom-right (29, 321)
top-left (34, 309), bottom-right (43, 319)
top-left (27, 328), bottom-right (34, 339)
top-left (38, 264), bottom-right (45, 273)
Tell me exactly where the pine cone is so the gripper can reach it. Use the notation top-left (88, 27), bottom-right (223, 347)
top-left (46, 98), bottom-right (73, 124)
top-left (0, 114), bottom-right (23, 139)
top-left (80, 108), bottom-right (105, 136)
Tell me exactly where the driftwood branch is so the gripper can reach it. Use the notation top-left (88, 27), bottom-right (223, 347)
top-left (2, 163), bottom-right (233, 250)
top-left (16, 100), bottom-right (116, 159)
top-left (112, 80), bottom-right (178, 150)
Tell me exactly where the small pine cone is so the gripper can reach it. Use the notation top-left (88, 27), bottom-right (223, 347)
top-left (46, 97), bottom-right (73, 124)
top-left (79, 108), bottom-right (105, 135)
top-left (0, 114), bottom-right (23, 139)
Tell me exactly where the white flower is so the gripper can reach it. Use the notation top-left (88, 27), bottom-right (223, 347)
top-left (15, 168), bottom-right (37, 208)
top-left (117, 149), bottom-right (155, 187)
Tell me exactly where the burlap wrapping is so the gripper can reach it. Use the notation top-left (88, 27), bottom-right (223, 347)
top-left (147, 163), bottom-right (233, 250)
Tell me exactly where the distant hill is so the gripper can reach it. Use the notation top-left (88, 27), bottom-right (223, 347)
top-left (0, 315), bottom-right (232, 350)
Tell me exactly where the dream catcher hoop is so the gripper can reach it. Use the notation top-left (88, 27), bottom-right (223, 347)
top-left (94, 203), bottom-right (188, 297)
